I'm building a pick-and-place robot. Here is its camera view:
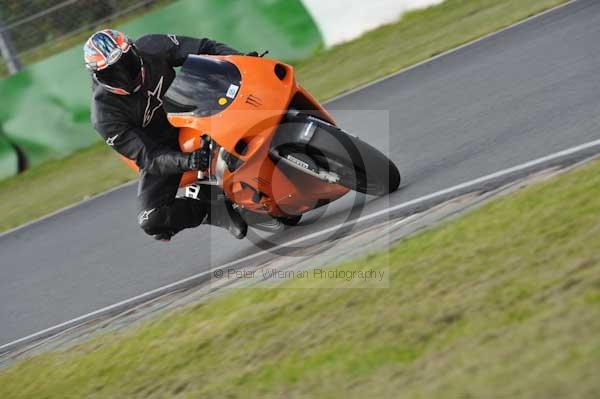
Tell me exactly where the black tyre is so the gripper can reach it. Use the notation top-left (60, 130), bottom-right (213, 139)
top-left (306, 120), bottom-right (400, 196)
top-left (276, 215), bottom-right (302, 226)
top-left (271, 113), bottom-right (401, 196)
top-left (239, 212), bottom-right (301, 232)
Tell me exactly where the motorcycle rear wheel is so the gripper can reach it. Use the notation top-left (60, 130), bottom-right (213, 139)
top-left (239, 212), bottom-right (301, 232)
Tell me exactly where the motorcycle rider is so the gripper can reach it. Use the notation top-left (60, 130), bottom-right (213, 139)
top-left (84, 29), bottom-right (248, 241)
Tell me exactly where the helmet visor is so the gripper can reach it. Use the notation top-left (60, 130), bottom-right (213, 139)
top-left (95, 49), bottom-right (142, 93)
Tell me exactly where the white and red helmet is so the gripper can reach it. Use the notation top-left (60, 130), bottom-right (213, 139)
top-left (84, 29), bottom-right (144, 95)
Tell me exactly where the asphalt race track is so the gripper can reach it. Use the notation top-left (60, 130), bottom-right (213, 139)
top-left (1, 0), bottom-right (599, 346)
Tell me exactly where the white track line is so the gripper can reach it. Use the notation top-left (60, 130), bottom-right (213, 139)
top-left (0, 0), bottom-right (585, 351)
top-left (2, 137), bottom-right (600, 352)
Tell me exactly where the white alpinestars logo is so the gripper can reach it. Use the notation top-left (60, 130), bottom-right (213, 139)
top-left (142, 76), bottom-right (164, 127)
top-left (105, 134), bottom-right (119, 146)
top-left (168, 34), bottom-right (179, 45)
top-left (138, 208), bottom-right (156, 224)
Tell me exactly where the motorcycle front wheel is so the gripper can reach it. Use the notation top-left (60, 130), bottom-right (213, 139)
top-left (276, 114), bottom-right (401, 196)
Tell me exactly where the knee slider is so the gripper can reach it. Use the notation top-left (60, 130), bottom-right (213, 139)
top-left (138, 207), bottom-right (166, 236)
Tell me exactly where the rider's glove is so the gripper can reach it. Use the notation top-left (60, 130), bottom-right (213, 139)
top-left (187, 148), bottom-right (209, 171)
top-left (246, 51), bottom-right (259, 57)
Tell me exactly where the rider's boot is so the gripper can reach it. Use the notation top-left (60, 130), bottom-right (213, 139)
top-left (206, 200), bottom-right (248, 239)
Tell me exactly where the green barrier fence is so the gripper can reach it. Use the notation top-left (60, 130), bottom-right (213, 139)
top-left (0, 135), bottom-right (17, 177)
top-left (0, 0), bottom-right (323, 180)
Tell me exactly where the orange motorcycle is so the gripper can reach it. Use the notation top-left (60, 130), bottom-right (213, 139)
top-left (128, 54), bottom-right (400, 229)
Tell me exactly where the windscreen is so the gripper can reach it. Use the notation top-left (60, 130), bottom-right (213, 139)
top-left (163, 55), bottom-right (242, 116)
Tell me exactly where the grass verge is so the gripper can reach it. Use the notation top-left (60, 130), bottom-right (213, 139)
top-left (0, 0), bottom-right (569, 233)
top-left (1, 157), bottom-right (599, 398)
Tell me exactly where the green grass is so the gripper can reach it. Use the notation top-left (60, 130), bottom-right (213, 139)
top-left (0, 0), bottom-right (569, 232)
top-left (2, 157), bottom-right (599, 398)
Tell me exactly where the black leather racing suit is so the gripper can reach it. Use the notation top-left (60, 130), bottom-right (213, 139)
top-left (90, 34), bottom-right (241, 238)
